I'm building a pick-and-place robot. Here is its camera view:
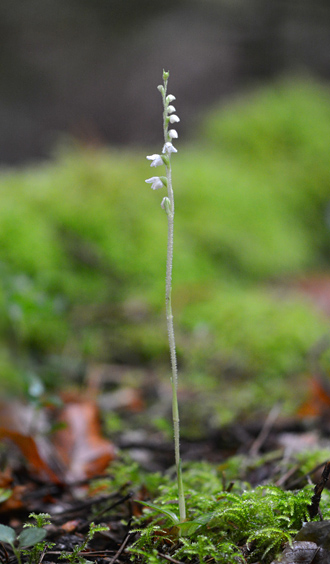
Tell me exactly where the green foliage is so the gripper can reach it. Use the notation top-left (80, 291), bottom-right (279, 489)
top-left (0, 78), bottom-right (330, 418)
top-left (130, 462), bottom-right (314, 564)
top-left (91, 454), bottom-right (166, 501)
top-left (0, 513), bottom-right (51, 564)
top-left (21, 513), bottom-right (55, 564)
top-left (59, 522), bottom-right (109, 564)
top-left (296, 449), bottom-right (330, 478)
top-left (202, 78), bottom-right (330, 267)
top-left (0, 487), bottom-right (12, 503)
top-left (23, 512), bottom-right (52, 528)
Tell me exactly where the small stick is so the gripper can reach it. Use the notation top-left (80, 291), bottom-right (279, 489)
top-left (109, 530), bottom-right (134, 564)
top-left (308, 461), bottom-right (330, 519)
top-left (249, 404), bottom-right (281, 457)
top-left (288, 459), bottom-right (329, 489)
top-left (156, 551), bottom-right (183, 564)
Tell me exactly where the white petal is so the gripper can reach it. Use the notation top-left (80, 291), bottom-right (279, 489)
top-left (145, 176), bottom-right (164, 190)
top-left (169, 115), bottom-right (180, 124)
top-left (167, 105), bottom-right (176, 114)
top-left (146, 154), bottom-right (163, 167)
top-left (146, 154), bottom-right (160, 160)
top-left (166, 95), bottom-right (176, 103)
top-left (162, 142), bottom-right (178, 154)
top-left (169, 129), bottom-right (179, 139)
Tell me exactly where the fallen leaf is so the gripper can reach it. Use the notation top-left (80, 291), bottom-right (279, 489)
top-left (272, 521), bottom-right (330, 563)
top-left (0, 395), bottom-right (116, 484)
top-left (0, 401), bottom-right (65, 483)
top-left (272, 540), bottom-right (329, 564)
top-left (53, 398), bottom-right (116, 482)
top-left (61, 520), bottom-right (81, 533)
top-left (298, 378), bottom-right (330, 418)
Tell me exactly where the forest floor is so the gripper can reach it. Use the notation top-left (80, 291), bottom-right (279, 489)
top-left (0, 369), bottom-right (330, 564)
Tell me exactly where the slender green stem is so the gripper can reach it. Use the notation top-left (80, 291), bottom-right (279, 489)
top-left (161, 74), bottom-right (186, 523)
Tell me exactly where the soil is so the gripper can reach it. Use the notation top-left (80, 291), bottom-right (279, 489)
top-left (0, 376), bottom-right (330, 564)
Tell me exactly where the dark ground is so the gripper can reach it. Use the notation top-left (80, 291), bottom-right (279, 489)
top-left (0, 376), bottom-right (330, 564)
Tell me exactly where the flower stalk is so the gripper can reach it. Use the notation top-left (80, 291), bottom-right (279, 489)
top-left (145, 70), bottom-right (186, 523)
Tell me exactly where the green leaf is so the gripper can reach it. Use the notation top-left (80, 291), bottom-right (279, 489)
top-left (0, 524), bottom-right (16, 545)
top-left (178, 512), bottom-right (216, 537)
top-left (138, 501), bottom-right (180, 524)
top-left (0, 488), bottom-right (12, 503)
top-left (18, 528), bottom-right (47, 548)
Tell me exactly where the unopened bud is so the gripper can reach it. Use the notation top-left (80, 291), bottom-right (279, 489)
top-left (161, 197), bottom-right (171, 215)
top-left (166, 95), bottom-right (176, 103)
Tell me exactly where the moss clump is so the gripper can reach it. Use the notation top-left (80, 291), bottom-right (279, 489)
top-left (0, 78), bottom-right (330, 408)
top-left (129, 461), bottom-right (313, 564)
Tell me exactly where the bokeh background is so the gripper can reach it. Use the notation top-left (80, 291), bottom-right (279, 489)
top-left (3, 0), bottom-right (330, 163)
top-left (2, 0), bottom-right (330, 430)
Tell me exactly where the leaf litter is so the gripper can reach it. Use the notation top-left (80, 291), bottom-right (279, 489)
top-left (0, 368), bottom-right (330, 563)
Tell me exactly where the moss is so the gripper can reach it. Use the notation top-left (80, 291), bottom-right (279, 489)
top-left (0, 78), bottom-right (330, 405)
top-left (129, 460), bottom-right (314, 564)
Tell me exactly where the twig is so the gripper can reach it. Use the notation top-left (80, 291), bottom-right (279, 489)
top-left (308, 461), bottom-right (330, 519)
top-left (109, 530), bottom-right (134, 564)
top-left (249, 404), bottom-right (281, 457)
top-left (156, 551), bottom-right (183, 564)
top-left (36, 544), bottom-right (48, 564)
top-left (275, 464), bottom-right (300, 487)
top-left (76, 492), bottom-right (133, 532)
top-left (288, 459), bottom-right (330, 489)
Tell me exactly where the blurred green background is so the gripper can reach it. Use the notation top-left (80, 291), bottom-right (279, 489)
top-left (2, 1), bottom-right (330, 425)
top-left (1, 78), bottom-right (330, 424)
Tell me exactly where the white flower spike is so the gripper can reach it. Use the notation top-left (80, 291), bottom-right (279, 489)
top-left (145, 176), bottom-right (165, 190)
top-left (146, 71), bottom-right (186, 523)
top-left (162, 141), bottom-right (177, 154)
top-left (146, 154), bottom-right (163, 167)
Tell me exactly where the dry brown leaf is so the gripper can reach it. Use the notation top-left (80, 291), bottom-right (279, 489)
top-left (298, 378), bottom-right (330, 418)
top-left (0, 395), bottom-right (116, 484)
top-left (60, 520), bottom-right (81, 533)
top-left (53, 398), bottom-right (116, 482)
top-left (0, 427), bottom-right (63, 484)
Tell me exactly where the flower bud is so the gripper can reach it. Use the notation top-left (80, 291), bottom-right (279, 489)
top-left (167, 105), bottom-right (176, 114)
top-left (169, 129), bottom-right (178, 139)
top-left (166, 95), bottom-right (176, 103)
top-left (161, 197), bottom-right (171, 214)
top-left (169, 115), bottom-right (180, 124)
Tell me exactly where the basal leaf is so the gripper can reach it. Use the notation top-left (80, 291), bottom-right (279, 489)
top-left (0, 524), bottom-right (16, 545)
top-left (138, 501), bottom-right (180, 524)
top-left (18, 527), bottom-right (47, 548)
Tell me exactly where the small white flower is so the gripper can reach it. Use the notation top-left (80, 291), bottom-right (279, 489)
top-left (169, 115), bottom-right (180, 124)
top-left (145, 176), bottom-right (164, 190)
top-left (169, 129), bottom-right (178, 139)
top-left (166, 95), bottom-right (176, 103)
top-left (167, 105), bottom-right (176, 114)
top-left (162, 142), bottom-right (178, 154)
top-left (146, 154), bottom-right (163, 167)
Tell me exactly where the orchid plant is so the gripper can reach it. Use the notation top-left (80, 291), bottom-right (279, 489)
top-left (145, 70), bottom-right (186, 522)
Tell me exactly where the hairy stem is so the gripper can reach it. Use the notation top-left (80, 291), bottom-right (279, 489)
top-left (162, 74), bottom-right (186, 523)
